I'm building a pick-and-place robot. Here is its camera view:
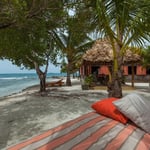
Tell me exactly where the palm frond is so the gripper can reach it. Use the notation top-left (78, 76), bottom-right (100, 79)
top-left (51, 30), bottom-right (66, 50)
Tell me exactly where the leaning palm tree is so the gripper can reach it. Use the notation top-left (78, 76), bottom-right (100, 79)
top-left (87, 0), bottom-right (150, 97)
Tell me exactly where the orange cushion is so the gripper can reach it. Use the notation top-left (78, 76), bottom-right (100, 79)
top-left (91, 97), bottom-right (128, 124)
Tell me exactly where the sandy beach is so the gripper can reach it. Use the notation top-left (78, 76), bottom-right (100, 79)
top-left (0, 78), bottom-right (150, 150)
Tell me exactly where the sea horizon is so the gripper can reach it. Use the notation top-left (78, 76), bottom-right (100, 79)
top-left (0, 72), bottom-right (66, 98)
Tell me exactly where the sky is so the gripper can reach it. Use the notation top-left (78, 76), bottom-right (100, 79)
top-left (0, 59), bottom-right (60, 74)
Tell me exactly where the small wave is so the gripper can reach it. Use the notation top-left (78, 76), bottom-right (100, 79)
top-left (0, 76), bottom-right (29, 80)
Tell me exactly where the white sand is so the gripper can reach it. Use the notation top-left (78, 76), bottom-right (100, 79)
top-left (0, 78), bottom-right (150, 150)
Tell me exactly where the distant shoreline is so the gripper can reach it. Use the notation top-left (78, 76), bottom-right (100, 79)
top-left (0, 73), bottom-right (66, 98)
top-left (1, 76), bottom-right (150, 101)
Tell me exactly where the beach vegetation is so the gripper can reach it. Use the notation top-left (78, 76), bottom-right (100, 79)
top-left (142, 46), bottom-right (150, 67)
top-left (81, 74), bottom-right (94, 90)
top-left (49, 1), bottom-right (96, 86)
top-left (0, 0), bottom-right (149, 97)
top-left (84, 74), bottom-right (94, 85)
top-left (52, 16), bottom-right (94, 86)
top-left (82, 0), bottom-right (150, 97)
top-left (142, 46), bottom-right (150, 88)
top-left (0, 0), bottom-right (67, 93)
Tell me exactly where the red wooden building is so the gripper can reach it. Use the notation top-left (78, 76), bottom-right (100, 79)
top-left (81, 39), bottom-right (150, 84)
top-left (80, 64), bottom-right (150, 83)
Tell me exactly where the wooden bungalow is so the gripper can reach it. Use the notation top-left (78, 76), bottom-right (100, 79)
top-left (81, 39), bottom-right (150, 85)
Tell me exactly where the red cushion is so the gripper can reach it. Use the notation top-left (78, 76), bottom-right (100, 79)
top-left (91, 97), bottom-right (128, 124)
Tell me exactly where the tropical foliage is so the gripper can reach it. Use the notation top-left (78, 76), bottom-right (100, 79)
top-left (87, 0), bottom-right (150, 97)
top-left (0, 0), bottom-right (149, 96)
top-left (0, 0), bottom-right (66, 92)
top-left (142, 46), bottom-right (150, 67)
top-left (52, 15), bottom-right (94, 86)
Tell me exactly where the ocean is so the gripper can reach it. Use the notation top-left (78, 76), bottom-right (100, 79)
top-left (0, 73), bottom-right (66, 98)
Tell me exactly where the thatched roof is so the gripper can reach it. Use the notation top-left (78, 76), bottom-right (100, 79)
top-left (124, 48), bottom-right (141, 63)
top-left (82, 39), bottom-right (141, 64)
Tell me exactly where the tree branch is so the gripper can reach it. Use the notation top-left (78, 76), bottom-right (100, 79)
top-left (0, 21), bottom-right (16, 29)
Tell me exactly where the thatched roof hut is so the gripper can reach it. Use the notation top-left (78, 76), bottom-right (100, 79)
top-left (82, 39), bottom-right (141, 64)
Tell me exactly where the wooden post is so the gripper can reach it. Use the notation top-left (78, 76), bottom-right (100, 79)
top-left (131, 62), bottom-right (134, 87)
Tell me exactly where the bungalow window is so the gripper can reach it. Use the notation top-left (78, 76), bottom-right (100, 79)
top-left (128, 66), bottom-right (137, 75)
top-left (146, 68), bottom-right (150, 75)
top-left (92, 66), bottom-right (99, 75)
top-left (84, 66), bottom-right (88, 76)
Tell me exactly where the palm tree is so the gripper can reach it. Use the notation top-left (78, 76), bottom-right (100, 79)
top-left (52, 17), bottom-right (94, 86)
top-left (143, 46), bottom-right (150, 66)
top-left (86, 0), bottom-right (150, 97)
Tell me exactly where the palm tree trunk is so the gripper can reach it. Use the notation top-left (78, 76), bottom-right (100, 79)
top-left (131, 62), bottom-right (134, 87)
top-left (107, 43), bottom-right (123, 98)
top-left (108, 72), bottom-right (122, 98)
top-left (66, 63), bottom-right (72, 86)
top-left (66, 72), bottom-right (71, 86)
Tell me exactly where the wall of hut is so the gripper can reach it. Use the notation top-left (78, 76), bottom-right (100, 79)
top-left (80, 64), bottom-right (150, 82)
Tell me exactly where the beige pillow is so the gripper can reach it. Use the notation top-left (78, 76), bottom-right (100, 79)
top-left (113, 93), bottom-right (150, 133)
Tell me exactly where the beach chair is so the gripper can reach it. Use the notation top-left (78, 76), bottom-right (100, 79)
top-left (46, 79), bottom-right (64, 87)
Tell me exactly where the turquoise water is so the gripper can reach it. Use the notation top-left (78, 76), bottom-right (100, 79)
top-left (0, 73), bottom-right (66, 97)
